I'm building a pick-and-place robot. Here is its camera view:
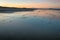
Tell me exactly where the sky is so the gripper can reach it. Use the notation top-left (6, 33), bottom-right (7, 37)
top-left (0, 0), bottom-right (60, 8)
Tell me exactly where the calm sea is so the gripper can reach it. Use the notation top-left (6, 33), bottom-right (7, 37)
top-left (0, 10), bottom-right (60, 40)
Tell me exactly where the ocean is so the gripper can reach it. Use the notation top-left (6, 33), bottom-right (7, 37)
top-left (0, 10), bottom-right (60, 40)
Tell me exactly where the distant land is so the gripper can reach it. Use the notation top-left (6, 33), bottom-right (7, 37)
top-left (0, 6), bottom-right (36, 12)
top-left (0, 6), bottom-right (60, 13)
top-left (0, 6), bottom-right (37, 13)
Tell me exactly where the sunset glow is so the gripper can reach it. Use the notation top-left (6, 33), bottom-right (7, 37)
top-left (0, 0), bottom-right (60, 8)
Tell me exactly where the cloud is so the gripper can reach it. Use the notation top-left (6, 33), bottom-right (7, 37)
top-left (48, 0), bottom-right (60, 2)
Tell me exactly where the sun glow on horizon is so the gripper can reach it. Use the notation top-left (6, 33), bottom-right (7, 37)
top-left (0, 0), bottom-right (60, 8)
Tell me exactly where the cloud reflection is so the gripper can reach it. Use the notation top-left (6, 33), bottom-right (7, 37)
top-left (0, 10), bottom-right (60, 40)
top-left (0, 10), bottom-right (60, 23)
top-left (19, 10), bottom-right (60, 19)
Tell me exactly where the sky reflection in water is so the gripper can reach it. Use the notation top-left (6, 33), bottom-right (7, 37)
top-left (0, 10), bottom-right (60, 40)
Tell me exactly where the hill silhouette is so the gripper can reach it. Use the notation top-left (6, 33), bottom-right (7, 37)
top-left (0, 6), bottom-right (36, 13)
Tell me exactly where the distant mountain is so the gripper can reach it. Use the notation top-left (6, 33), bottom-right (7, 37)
top-left (0, 6), bottom-right (36, 13)
top-left (37, 8), bottom-right (60, 10)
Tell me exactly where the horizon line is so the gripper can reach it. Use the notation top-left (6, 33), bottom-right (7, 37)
top-left (0, 6), bottom-right (60, 9)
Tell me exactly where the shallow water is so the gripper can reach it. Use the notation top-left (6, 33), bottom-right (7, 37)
top-left (0, 10), bottom-right (60, 40)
